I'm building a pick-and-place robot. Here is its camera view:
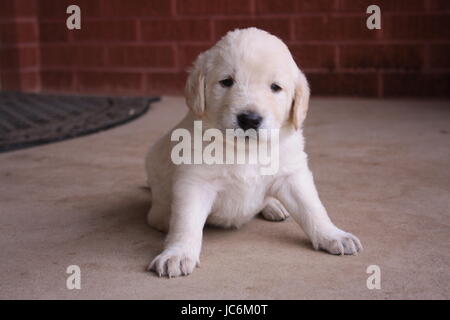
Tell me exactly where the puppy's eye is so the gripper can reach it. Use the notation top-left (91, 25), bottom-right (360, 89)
top-left (271, 83), bottom-right (282, 92)
top-left (219, 77), bottom-right (234, 88)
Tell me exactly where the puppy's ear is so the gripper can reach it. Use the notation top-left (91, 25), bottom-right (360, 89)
top-left (291, 70), bottom-right (310, 130)
top-left (185, 54), bottom-right (206, 117)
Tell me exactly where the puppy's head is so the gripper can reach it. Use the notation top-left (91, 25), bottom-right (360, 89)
top-left (185, 28), bottom-right (309, 133)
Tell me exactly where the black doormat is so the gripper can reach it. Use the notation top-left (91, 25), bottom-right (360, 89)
top-left (0, 92), bottom-right (159, 153)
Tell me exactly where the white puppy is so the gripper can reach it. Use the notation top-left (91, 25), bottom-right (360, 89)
top-left (146, 28), bottom-right (362, 277)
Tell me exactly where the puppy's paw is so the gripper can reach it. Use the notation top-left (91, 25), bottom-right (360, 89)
top-left (261, 198), bottom-right (289, 221)
top-left (314, 227), bottom-right (363, 256)
top-left (148, 248), bottom-right (199, 278)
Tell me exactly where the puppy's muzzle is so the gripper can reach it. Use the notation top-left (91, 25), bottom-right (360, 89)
top-left (237, 111), bottom-right (263, 130)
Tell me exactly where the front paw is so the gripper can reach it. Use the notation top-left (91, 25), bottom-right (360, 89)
top-left (315, 227), bottom-right (363, 255)
top-left (148, 248), bottom-right (199, 278)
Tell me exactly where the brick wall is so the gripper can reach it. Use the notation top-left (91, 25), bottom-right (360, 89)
top-left (1, 0), bottom-right (449, 97)
top-left (0, 0), bottom-right (41, 91)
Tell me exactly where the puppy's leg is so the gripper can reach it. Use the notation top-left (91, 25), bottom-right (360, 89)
top-left (146, 184), bottom-right (171, 233)
top-left (273, 166), bottom-right (362, 255)
top-left (261, 197), bottom-right (289, 221)
top-left (147, 200), bottom-right (170, 233)
top-left (148, 180), bottom-right (215, 277)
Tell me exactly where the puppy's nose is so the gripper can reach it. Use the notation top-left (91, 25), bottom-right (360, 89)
top-left (237, 111), bottom-right (263, 130)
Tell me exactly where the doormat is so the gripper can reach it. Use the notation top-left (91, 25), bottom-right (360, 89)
top-left (0, 92), bottom-right (159, 153)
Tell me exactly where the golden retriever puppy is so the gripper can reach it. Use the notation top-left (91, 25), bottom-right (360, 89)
top-left (146, 28), bottom-right (362, 277)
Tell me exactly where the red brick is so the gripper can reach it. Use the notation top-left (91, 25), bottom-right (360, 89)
top-left (72, 20), bottom-right (137, 42)
top-left (340, 45), bottom-right (424, 70)
top-left (178, 0), bottom-right (252, 15)
top-left (19, 71), bottom-right (40, 91)
top-left (1, 48), bottom-right (22, 70)
top-left (328, 15), bottom-right (382, 40)
top-left (383, 73), bottom-right (450, 97)
top-left (0, 47), bottom-right (39, 69)
top-left (0, 48), bottom-right (15, 70)
top-left (289, 44), bottom-right (335, 70)
top-left (76, 71), bottom-right (143, 94)
top-left (429, 44), bottom-right (450, 69)
top-left (19, 47), bottom-right (40, 68)
top-left (145, 72), bottom-right (187, 94)
top-left (107, 45), bottom-right (175, 68)
top-left (330, 15), bottom-right (381, 41)
top-left (214, 18), bottom-right (291, 41)
top-left (0, 70), bottom-right (39, 91)
top-left (14, 0), bottom-right (38, 18)
top-left (178, 44), bottom-right (211, 68)
top-left (100, 0), bottom-right (171, 17)
top-left (41, 71), bottom-right (74, 91)
top-left (141, 19), bottom-right (211, 42)
top-left (16, 22), bottom-right (39, 43)
top-left (307, 72), bottom-right (379, 96)
top-left (297, 0), bottom-right (337, 12)
top-left (0, 1), bottom-right (15, 19)
top-left (0, 0), bottom-right (38, 19)
top-left (428, 0), bottom-right (450, 11)
top-left (295, 15), bottom-right (381, 41)
top-left (40, 45), bottom-right (105, 68)
top-left (256, 0), bottom-right (336, 14)
top-left (383, 14), bottom-right (450, 40)
top-left (294, 16), bottom-right (328, 41)
top-left (39, 22), bottom-right (69, 42)
top-left (338, 0), bottom-right (425, 12)
top-left (0, 71), bottom-right (21, 90)
top-left (0, 22), bottom-right (38, 44)
top-left (38, 0), bottom-right (100, 19)
top-left (0, 23), bottom-right (16, 43)
top-left (255, 0), bottom-right (295, 14)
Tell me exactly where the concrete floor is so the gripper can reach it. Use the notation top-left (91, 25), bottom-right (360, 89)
top-left (0, 96), bottom-right (449, 299)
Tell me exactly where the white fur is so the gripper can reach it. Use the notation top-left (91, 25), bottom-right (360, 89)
top-left (146, 28), bottom-right (362, 278)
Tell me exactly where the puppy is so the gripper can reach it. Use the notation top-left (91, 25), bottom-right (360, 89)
top-left (145, 28), bottom-right (362, 277)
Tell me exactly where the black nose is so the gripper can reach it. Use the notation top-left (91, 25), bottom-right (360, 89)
top-left (237, 111), bottom-right (263, 130)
